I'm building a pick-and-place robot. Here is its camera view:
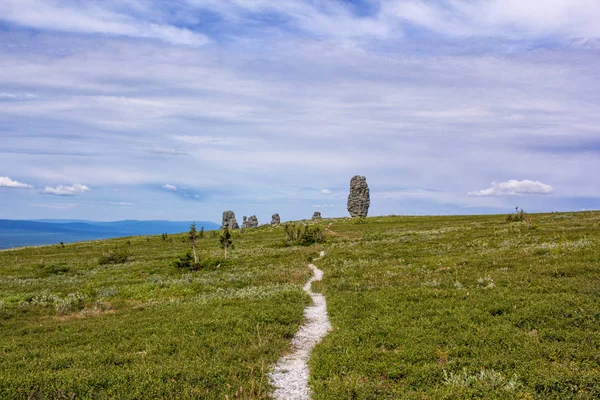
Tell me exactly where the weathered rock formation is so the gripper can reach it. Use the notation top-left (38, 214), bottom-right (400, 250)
top-left (347, 175), bottom-right (370, 217)
top-left (312, 211), bottom-right (322, 220)
top-left (247, 215), bottom-right (259, 228)
top-left (271, 213), bottom-right (281, 225)
top-left (241, 215), bottom-right (259, 228)
top-left (221, 210), bottom-right (239, 229)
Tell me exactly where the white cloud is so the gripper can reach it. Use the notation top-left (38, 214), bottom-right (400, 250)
top-left (162, 184), bottom-right (177, 191)
top-left (385, 0), bottom-right (600, 40)
top-left (42, 183), bottom-right (91, 196)
top-left (468, 180), bottom-right (553, 197)
top-left (320, 188), bottom-right (331, 194)
top-left (0, 0), bottom-right (209, 46)
top-left (0, 176), bottom-right (33, 189)
top-left (145, 147), bottom-right (188, 156)
top-left (0, 3), bottom-right (599, 220)
top-left (110, 202), bottom-right (135, 206)
top-left (312, 204), bottom-right (336, 208)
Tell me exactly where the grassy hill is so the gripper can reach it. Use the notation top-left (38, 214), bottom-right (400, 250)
top-left (1, 212), bottom-right (599, 399)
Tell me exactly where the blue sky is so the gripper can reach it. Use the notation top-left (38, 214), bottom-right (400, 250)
top-left (0, 0), bottom-right (599, 223)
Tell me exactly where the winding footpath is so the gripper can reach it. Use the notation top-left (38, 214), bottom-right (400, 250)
top-left (269, 251), bottom-right (331, 400)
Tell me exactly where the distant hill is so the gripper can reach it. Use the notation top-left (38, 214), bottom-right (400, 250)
top-left (0, 220), bottom-right (220, 250)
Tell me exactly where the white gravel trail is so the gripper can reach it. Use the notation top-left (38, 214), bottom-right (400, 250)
top-left (269, 251), bottom-right (331, 400)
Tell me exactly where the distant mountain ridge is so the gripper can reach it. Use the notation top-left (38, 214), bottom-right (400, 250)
top-left (0, 219), bottom-right (220, 250)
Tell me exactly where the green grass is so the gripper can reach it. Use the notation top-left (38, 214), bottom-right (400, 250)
top-left (1, 212), bottom-right (599, 399)
top-left (0, 227), bottom-right (320, 399)
top-left (311, 212), bottom-right (600, 399)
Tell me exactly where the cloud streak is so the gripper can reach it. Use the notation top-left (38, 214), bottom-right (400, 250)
top-left (385, 0), bottom-right (600, 40)
top-left (145, 147), bottom-right (189, 156)
top-left (468, 180), bottom-right (554, 197)
top-left (0, 0), bottom-right (209, 46)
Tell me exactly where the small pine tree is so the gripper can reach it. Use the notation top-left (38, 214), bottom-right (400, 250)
top-left (199, 226), bottom-right (204, 239)
top-left (219, 227), bottom-right (233, 259)
top-left (188, 223), bottom-right (199, 264)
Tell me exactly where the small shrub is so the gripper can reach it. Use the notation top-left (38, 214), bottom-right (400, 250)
top-left (300, 225), bottom-right (325, 246)
top-left (284, 223), bottom-right (303, 242)
top-left (283, 223), bottom-right (325, 246)
top-left (506, 208), bottom-right (526, 222)
top-left (506, 208), bottom-right (537, 229)
top-left (98, 248), bottom-right (130, 265)
top-left (172, 252), bottom-right (224, 270)
top-left (39, 262), bottom-right (70, 276)
top-left (172, 252), bottom-right (196, 270)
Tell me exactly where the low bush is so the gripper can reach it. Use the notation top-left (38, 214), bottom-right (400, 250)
top-left (283, 223), bottom-right (325, 246)
top-left (506, 208), bottom-right (527, 222)
top-left (172, 252), bottom-right (225, 270)
top-left (38, 262), bottom-right (70, 276)
top-left (300, 225), bottom-right (325, 245)
top-left (98, 248), bottom-right (130, 265)
top-left (172, 252), bottom-right (196, 269)
top-left (284, 223), bottom-right (303, 242)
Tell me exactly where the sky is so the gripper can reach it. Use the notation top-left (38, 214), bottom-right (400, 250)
top-left (0, 0), bottom-right (599, 223)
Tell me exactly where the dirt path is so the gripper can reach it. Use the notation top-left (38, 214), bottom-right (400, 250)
top-left (269, 250), bottom-right (331, 400)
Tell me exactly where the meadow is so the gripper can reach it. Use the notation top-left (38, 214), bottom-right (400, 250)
top-left (0, 227), bottom-right (318, 399)
top-left (1, 211), bottom-right (599, 399)
top-left (312, 212), bottom-right (600, 399)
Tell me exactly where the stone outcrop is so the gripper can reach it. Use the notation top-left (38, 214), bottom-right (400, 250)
top-left (247, 215), bottom-right (259, 228)
top-left (221, 210), bottom-right (239, 229)
top-left (347, 175), bottom-right (370, 217)
top-left (241, 215), bottom-right (259, 228)
top-left (312, 211), bottom-right (322, 220)
top-left (271, 213), bottom-right (281, 225)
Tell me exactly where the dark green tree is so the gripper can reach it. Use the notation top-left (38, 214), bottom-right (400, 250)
top-left (188, 223), bottom-right (199, 264)
top-left (219, 227), bottom-right (233, 259)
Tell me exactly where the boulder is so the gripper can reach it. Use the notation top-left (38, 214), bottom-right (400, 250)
top-left (312, 211), bottom-right (322, 220)
top-left (271, 213), bottom-right (281, 225)
top-left (221, 210), bottom-right (239, 229)
top-left (347, 175), bottom-right (370, 217)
